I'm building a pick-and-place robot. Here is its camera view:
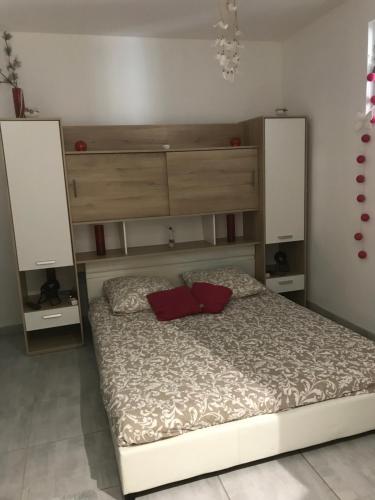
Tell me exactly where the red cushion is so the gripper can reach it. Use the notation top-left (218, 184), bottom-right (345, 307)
top-left (147, 286), bottom-right (201, 321)
top-left (191, 282), bottom-right (232, 314)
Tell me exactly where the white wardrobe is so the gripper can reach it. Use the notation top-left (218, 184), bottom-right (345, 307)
top-left (245, 116), bottom-right (307, 305)
top-left (1, 119), bottom-right (83, 354)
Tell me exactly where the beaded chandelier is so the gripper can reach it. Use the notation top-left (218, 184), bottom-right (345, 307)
top-left (213, 0), bottom-right (242, 82)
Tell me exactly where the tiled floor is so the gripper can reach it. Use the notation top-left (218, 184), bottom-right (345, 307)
top-left (1, 332), bottom-right (375, 500)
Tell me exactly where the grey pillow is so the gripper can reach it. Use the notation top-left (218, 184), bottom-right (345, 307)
top-left (103, 276), bottom-right (173, 314)
top-left (182, 266), bottom-right (265, 299)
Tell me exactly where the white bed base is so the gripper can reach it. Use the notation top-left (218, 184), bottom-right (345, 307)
top-left (115, 393), bottom-right (375, 495)
top-left (85, 247), bottom-right (375, 496)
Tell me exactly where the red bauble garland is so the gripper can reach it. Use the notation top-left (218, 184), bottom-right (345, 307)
top-left (354, 73), bottom-right (374, 259)
top-left (356, 154), bottom-right (366, 164)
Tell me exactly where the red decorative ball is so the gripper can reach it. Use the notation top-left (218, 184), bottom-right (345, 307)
top-left (230, 137), bottom-right (241, 147)
top-left (362, 134), bottom-right (371, 143)
top-left (354, 232), bottom-right (363, 241)
top-left (361, 213), bottom-right (370, 222)
top-left (356, 155), bottom-right (366, 164)
top-left (74, 140), bottom-right (87, 151)
top-left (367, 73), bottom-right (375, 82)
top-left (356, 174), bottom-right (366, 183)
top-left (358, 250), bottom-right (368, 259)
top-left (357, 194), bottom-right (366, 202)
top-left (371, 116), bottom-right (375, 124)
top-left (371, 96), bottom-right (375, 105)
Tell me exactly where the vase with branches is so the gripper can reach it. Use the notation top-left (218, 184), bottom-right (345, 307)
top-left (0, 31), bottom-right (32, 118)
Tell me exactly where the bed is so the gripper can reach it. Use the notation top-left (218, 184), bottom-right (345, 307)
top-left (89, 285), bottom-right (375, 497)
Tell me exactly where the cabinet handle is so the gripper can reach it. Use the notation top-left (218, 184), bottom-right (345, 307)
top-left (250, 170), bottom-right (256, 187)
top-left (278, 235), bottom-right (293, 240)
top-left (278, 280), bottom-right (294, 285)
top-left (36, 260), bottom-right (56, 266)
top-left (72, 179), bottom-right (78, 198)
top-left (42, 313), bottom-right (62, 320)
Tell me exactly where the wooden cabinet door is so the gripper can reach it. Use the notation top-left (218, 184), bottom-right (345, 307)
top-left (167, 149), bottom-right (258, 216)
top-left (1, 121), bottom-right (73, 271)
top-left (265, 118), bottom-right (306, 244)
top-left (66, 153), bottom-right (169, 222)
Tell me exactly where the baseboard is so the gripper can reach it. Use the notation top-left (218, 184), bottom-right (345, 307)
top-left (308, 302), bottom-right (375, 340)
top-left (0, 324), bottom-right (23, 336)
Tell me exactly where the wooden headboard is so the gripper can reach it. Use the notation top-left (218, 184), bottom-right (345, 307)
top-left (85, 245), bottom-right (255, 301)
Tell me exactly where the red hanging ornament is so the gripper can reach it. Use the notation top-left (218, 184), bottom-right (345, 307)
top-left (371, 116), bottom-right (375, 124)
top-left (354, 232), bottom-right (363, 241)
top-left (361, 134), bottom-right (371, 143)
top-left (356, 155), bottom-right (366, 164)
top-left (370, 96), bottom-right (375, 105)
top-left (356, 174), bottom-right (366, 183)
top-left (361, 213), bottom-right (370, 222)
top-left (358, 250), bottom-right (368, 259)
top-left (357, 194), bottom-right (366, 202)
top-left (367, 73), bottom-right (375, 81)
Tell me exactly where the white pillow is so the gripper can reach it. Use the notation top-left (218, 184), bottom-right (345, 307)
top-left (182, 266), bottom-right (265, 299)
top-left (103, 276), bottom-right (172, 314)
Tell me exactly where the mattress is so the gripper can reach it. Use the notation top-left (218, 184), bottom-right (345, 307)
top-left (89, 290), bottom-right (375, 447)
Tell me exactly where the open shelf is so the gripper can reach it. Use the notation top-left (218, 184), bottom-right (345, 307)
top-left (76, 237), bottom-right (260, 264)
top-left (23, 291), bottom-right (77, 313)
top-left (27, 324), bottom-right (83, 355)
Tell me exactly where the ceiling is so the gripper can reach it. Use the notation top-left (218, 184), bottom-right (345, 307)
top-left (0, 0), bottom-right (344, 41)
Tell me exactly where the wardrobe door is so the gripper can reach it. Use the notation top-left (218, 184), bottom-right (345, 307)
top-left (265, 118), bottom-right (306, 244)
top-left (167, 148), bottom-right (258, 215)
top-left (1, 121), bottom-right (73, 271)
top-left (66, 152), bottom-right (169, 222)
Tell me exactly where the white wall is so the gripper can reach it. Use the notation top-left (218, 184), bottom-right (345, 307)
top-left (0, 32), bottom-right (283, 328)
top-left (284, 0), bottom-right (375, 333)
top-left (0, 33), bottom-right (283, 124)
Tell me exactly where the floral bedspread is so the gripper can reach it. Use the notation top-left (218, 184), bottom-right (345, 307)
top-left (89, 291), bottom-right (375, 447)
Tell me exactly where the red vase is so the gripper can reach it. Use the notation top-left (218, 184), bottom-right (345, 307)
top-left (12, 87), bottom-right (25, 118)
top-left (94, 225), bottom-right (106, 256)
top-left (226, 214), bottom-right (236, 243)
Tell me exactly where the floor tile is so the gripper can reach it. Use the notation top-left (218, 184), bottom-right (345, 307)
top-left (0, 332), bottom-right (25, 360)
top-left (141, 477), bottom-right (228, 500)
top-left (304, 433), bottom-right (375, 500)
top-left (22, 430), bottom-right (119, 500)
top-left (0, 407), bottom-right (32, 452)
top-left (0, 448), bottom-right (27, 500)
top-left (28, 391), bottom-right (107, 446)
top-left (98, 487), bottom-right (123, 499)
top-left (34, 347), bottom-right (99, 401)
top-left (219, 453), bottom-right (338, 500)
top-left (0, 355), bottom-right (38, 416)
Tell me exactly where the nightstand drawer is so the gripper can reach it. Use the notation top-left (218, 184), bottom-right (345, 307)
top-left (266, 274), bottom-right (305, 294)
top-left (24, 305), bottom-right (79, 331)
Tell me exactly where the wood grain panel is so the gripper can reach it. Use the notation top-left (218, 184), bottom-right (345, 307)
top-left (167, 148), bottom-right (258, 216)
top-left (66, 153), bottom-right (169, 222)
top-left (63, 124), bottom-right (245, 151)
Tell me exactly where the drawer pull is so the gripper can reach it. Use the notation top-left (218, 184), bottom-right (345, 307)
top-left (36, 260), bottom-right (56, 266)
top-left (278, 235), bottom-right (293, 240)
top-left (72, 179), bottom-right (78, 198)
top-left (278, 280), bottom-right (294, 286)
top-left (42, 313), bottom-right (62, 320)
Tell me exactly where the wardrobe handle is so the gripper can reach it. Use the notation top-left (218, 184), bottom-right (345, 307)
top-left (72, 179), bottom-right (78, 198)
top-left (42, 313), bottom-right (62, 320)
top-left (278, 235), bottom-right (293, 240)
top-left (36, 260), bottom-right (56, 266)
top-left (250, 170), bottom-right (256, 187)
top-left (278, 280), bottom-right (294, 286)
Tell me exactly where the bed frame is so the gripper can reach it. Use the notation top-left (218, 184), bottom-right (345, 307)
top-left (85, 249), bottom-right (375, 498)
